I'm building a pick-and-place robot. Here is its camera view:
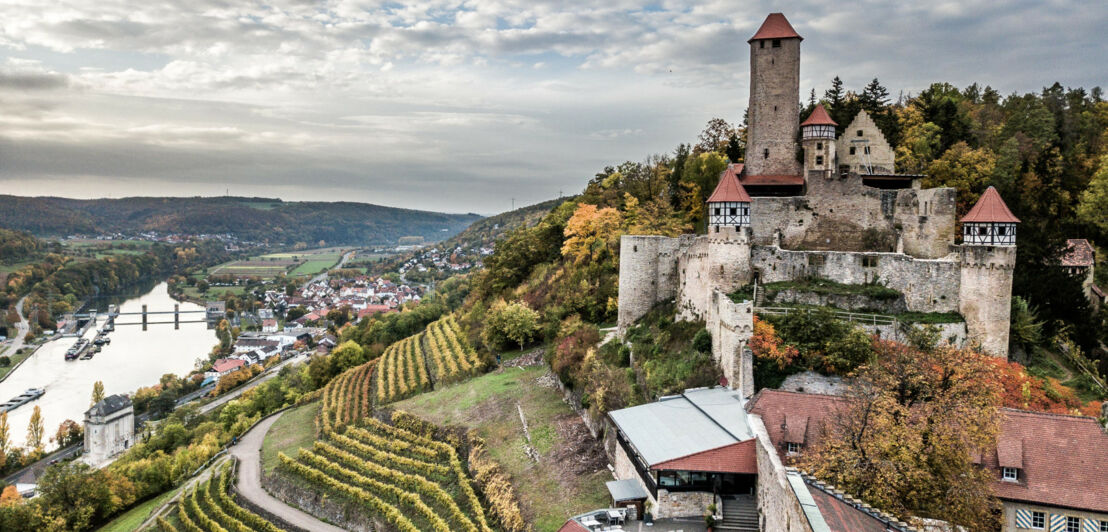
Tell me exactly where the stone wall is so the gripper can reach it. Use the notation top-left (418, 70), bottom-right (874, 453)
top-left (748, 186), bottom-right (956, 260)
top-left (653, 490), bottom-right (715, 520)
top-left (707, 290), bottom-right (755, 397)
top-left (617, 235), bottom-right (680, 330)
top-left (765, 288), bottom-right (908, 314)
top-left (749, 414), bottom-right (813, 532)
top-left (857, 321), bottom-right (968, 347)
top-left (751, 246), bottom-right (961, 314)
top-left (676, 231), bottom-right (752, 322)
top-left (959, 245), bottom-right (1016, 357)
top-left (262, 471), bottom-right (379, 532)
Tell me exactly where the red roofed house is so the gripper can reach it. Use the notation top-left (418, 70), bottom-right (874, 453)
top-left (747, 389), bottom-right (1108, 532)
top-left (707, 167), bottom-right (752, 234)
top-left (212, 358), bottom-right (245, 375)
top-left (1061, 238), bottom-right (1102, 309)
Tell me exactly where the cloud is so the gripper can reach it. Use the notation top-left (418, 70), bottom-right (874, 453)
top-left (0, 1), bottom-right (1104, 213)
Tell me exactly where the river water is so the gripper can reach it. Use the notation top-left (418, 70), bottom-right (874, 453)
top-left (0, 282), bottom-right (216, 450)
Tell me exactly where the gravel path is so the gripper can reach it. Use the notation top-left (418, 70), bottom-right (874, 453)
top-left (229, 412), bottom-right (346, 532)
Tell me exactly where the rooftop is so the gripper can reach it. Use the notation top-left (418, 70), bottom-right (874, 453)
top-left (749, 13), bottom-right (802, 43)
top-left (801, 104), bottom-right (837, 127)
top-left (707, 168), bottom-right (752, 203)
top-left (608, 387), bottom-right (753, 467)
top-left (86, 394), bottom-right (132, 418)
top-left (788, 469), bottom-right (917, 532)
top-left (961, 186), bottom-right (1020, 224)
top-left (1061, 238), bottom-right (1095, 267)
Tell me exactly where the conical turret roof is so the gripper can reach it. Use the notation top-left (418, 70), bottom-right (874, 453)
top-left (707, 169), bottom-right (752, 203)
top-left (961, 186), bottom-right (1020, 223)
top-left (800, 104), bottom-right (837, 126)
top-left (748, 13), bottom-right (802, 43)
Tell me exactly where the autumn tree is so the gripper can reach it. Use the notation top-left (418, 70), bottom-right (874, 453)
top-left (695, 118), bottom-right (735, 154)
top-left (90, 381), bottom-right (105, 407)
top-left (330, 340), bottom-right (367, 372)
top-left (799, 341), bottom-right (1001, 530)
top-left (53, 420), bottom-right (82, 448)
top-left (924, 141), bottom-right (998, 215)
top-left (749, 316), bottom-right (798, 369)
top-left (1077, 155), bottom-right (1108, 233)
top-left (0, 485), bottom-right (19, 506)
top-left (27, 406), bottom-right (44, 454)
top-left (561, 204), bottom-right (622, 265)
top-left (0, 412), bottom-right (9, 468)
top-left (483, 300), bottom-right (540, 350)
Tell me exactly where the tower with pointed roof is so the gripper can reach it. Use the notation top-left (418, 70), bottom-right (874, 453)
top-left (706, 169), bottom-right (752, 235)
top-left (800, 104), bottom-right (837, 182)
top-left (744, 13), bottom-right (802, 179)
top-left (959, 186), bottom-right (1019, 357)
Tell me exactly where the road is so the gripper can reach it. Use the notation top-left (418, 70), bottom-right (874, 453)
top-left (198, 354), bottom-right (303, 415)
top-left (5, 296), bottom-right (31, 354)
top-left (229, 412), bottom-right (346, 532)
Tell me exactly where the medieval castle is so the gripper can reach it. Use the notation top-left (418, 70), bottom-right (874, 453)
top-left (617, 13), bottom-right (1020, 396)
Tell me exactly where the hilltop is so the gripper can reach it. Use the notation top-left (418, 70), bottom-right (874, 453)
top-left (0, 195), bottom-right (482, 246)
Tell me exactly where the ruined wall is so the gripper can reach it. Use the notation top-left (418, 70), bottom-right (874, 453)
top-left (752, 246), bottom-right (961, 313)
top-left (618, 235), bottom-right (680, 330)
top-left (707, 290), bottom-right (755, 397)
top-left (960, 245), bottom-right (1016, 357)
top-left (746, 37), bottom-right (802, 177)
top-left (749, 186), bottom-right (956, 259)
top-left (750, 414), bottom-right (813, 532)
top-left (835, 110), bottom-right (895, 174)
top-left (677, 230), bottom-right (752, 322)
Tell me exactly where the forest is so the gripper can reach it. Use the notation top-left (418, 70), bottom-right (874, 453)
top-left (0, 196), bottom-right (481, 246)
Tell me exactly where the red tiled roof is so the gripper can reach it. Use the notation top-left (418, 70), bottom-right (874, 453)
top-left (997, 437), bottom-right (1023, 469)
top-left (748, 13), bottom-right (802, 43)
top-left (651, 439), bottom-right (758, 474)
top-left (213, 358), bottom-right (245, 373)
top-left (1061, 238), bottom-right (1095, 267)
top-left (752, 391), bottom-right (1108, 514)
top-left (557, 519), bottom-right (590, 532)
top-left (746, 390), bottom-right (845, 459)
top-left (801, 104), bottom-right (837, 126)
top-left (961, 186), bottom-right (1020, 223)
top-left (739, 174), bottom-right (805, 186)
top-left (707, 169), bottom-right (752, 203)
top-left (985, 408), bottom-right (1108, 512)
top-left (809, 487), bottom-right (892, 532)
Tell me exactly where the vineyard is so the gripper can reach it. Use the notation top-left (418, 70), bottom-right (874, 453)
top-left (319, 358), bottom-right (377, 433)
top-left (278, 411), bottom-right (502, 532)
top-left (160, 461), bottom-right (283, 532)
top-left (375, 315), bottom-right (484, 403)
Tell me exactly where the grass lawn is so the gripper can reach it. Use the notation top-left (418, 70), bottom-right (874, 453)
top-left (96, 485), bottom-right (180, 532)
top-left (395, 366), bottom-right (611, 532)
top-left (0, 347), bottom-right (34, 380)
top-left (290, 259), bottom-right (338, 276)
top-left (180, 285), bottom-right (249, 300)
top-left (261, 401), bottom-right (320, 475)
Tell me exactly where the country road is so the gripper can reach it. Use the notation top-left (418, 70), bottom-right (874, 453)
top-left (6, 296), bottom-right (31, 354)
top-left (229, 412), bottom-right (346, 532)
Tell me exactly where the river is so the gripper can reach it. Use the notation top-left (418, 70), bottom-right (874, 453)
top-left (0, 282), bottom-right (217, 451)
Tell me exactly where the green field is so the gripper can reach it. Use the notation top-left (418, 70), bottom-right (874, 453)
top-left (0, 347), bottom-right (34, 381)
top-left (95, 485), bottom-right (180, 532)
top-left (261, 401), bottom-right (320, 475)
top-left (209, 247), bottom-right (345, 279)
top-left (395, 366), bottom-right (610, 531)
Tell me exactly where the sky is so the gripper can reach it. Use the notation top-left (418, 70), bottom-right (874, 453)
top-left (0, 1), bottom-right (1103, 215)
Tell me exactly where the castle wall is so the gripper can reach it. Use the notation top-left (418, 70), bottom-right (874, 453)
top-left (707, 290), bottom-right (755, 397)
top-left (746, 38), bottom-right (801, 177)
top-left (751, 246), bottom-right (961, 314)
top-left (749, 185), bottom-right (955, 260)
top-left (677, 230), bottom-right (752, 321)
top-left (618, 235), bottom-right (680, 330)
top-left (750, 414), bottom-right (813, 532)
top-left (960, 245), bottom-right (1016, 357)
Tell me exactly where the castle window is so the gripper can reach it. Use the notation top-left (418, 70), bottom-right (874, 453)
top-left (1067, 517), bottom-right (1080, 532)
top-left (849, 146), bottom-right (856, 155)
top-left (816, 142), bottom-right (822, 150)
top-left (816, 156), bottom-right (824, 165)
top-left (786, 442), bottom-right (801, 455)
top-left (807, 255), bottom-right (825, 267)
top-left (760, 40), bottom-right (765, 49)
top-left (729, 207), bottom-right (736, 215)
top-left (1002, 467), bottom-right (1019, 482)
top-left (715, 226), bottom-right (719, 233)
top-left (864, 146), bottom-right (871, 154)
top-left (772, 39), bottom-right (781, 48)
top-left (714, 208), bottom-right (720, 215)
top-left (997, 226), bottom-right (1007, 236)
top-left (763, 149), bottom-right (769, 159)
top-left (862, 256), bottom-right (878, 268)
top-left (856, 129), bottom-right (863, 137)
top-left (1031, 512), bottom-right (1045, 529)
top-left (774, 105), bottom-right (777, 112)
top-left (735, 226), bottom-right (740, 231)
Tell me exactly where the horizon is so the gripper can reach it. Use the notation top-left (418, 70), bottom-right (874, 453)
top-left (0, 1), bottom-right (1104, 213)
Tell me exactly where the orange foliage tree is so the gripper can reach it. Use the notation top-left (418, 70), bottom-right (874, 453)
top-left (749, 316), bottom-right (798, 369)
top-left (985, 358), bottom-right (1102, 417)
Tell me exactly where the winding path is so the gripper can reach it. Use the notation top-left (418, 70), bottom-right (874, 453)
top-left (229, 412), bottom-right (346, 532)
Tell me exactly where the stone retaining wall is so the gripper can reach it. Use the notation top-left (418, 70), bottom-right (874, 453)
top-left (261, 470), bottom-right (382, 532)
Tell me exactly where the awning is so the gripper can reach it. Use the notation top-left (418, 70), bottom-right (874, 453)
top-left (607, 479), bottom-right (648, 502)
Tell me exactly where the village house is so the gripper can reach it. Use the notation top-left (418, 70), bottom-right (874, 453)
top-left (212, 357), bottom-right (245, 375)
top-left (1062, 238), bottom-right (1102, 309)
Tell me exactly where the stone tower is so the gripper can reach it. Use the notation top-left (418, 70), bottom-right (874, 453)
top-left (745, 13), bottom-right (803, 178)
top-left (706, 171), bottom-right (753, 290)
top-left (958, 187), bottom-right (1019, 357)
top-left (800, 104), bottom-right (838, 181)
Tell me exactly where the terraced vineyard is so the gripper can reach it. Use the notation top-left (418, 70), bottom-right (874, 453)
top-left (161, 461), bottom-right (283, 532)
top-left (375, 315), bottom-right (483, 403)
top-left (319, 358), bottom-right (378, 433)
top-left (278, 412), bottom-right (497, 532)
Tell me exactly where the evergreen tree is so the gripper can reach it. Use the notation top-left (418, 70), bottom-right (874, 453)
top-left (725, 133), bottom-right (743, 163)
top-left (824, 76), bottom-right (845, 109)
top-left (860, 78), bottom-right (889, 111)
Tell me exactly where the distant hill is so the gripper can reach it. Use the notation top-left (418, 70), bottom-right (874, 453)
top-left (441, 198), bottom-right (566, 250)
top-left (0, 196), bottom-right (482, 246)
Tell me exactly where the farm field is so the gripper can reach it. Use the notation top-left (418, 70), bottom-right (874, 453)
top-left (208, 247), bottom-right (347, 279)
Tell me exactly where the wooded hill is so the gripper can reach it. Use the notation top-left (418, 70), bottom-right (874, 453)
top-left (0, 195), bottom-right (482, 246)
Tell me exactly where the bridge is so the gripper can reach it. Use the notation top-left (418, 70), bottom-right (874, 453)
top-left (68, 303), bottom-right (223, 331)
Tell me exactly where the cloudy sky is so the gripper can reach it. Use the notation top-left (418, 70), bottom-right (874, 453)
top-left (0, 1), bottom-right (1103, 214)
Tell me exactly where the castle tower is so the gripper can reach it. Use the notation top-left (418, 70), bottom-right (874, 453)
top-left (706, 169), bottom-right (752, 236)
top-left (744, 13), bottom-right (803, 178)
top-left (958, 187), bottom-right (1020, 357)
top-left (705, 171), bottom-right (753, 302)
top-left (800, 104), bottom-right (838, 180)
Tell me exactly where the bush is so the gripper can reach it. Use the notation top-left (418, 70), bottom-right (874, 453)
top-left (692, 329), bottom-right (712, 354)
top-left (0, 356), bottom-right (9, 367)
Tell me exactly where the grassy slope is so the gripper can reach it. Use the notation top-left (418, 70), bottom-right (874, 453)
top-left (95, 486), bottom-right (179, 532)
top-left (394, 366), bottom-right (610, 532)
top-left (261, 401), bottom-right (320, 475)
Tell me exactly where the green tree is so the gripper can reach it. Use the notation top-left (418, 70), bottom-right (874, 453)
top-left (484, 300), bottom-right (540, 350)
top-left (1077, 155), bottom-right (1108, 233)
top-left (90, 381), bottom-right (105, 407)
top-left (695, 117), bottom-right (735, 154)
top-left (924, 141), bottom-right (998, 215)
top-left (725, 133), bottom-right (743, 163)
top-left (330, 340), bottom-right (366, 372)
